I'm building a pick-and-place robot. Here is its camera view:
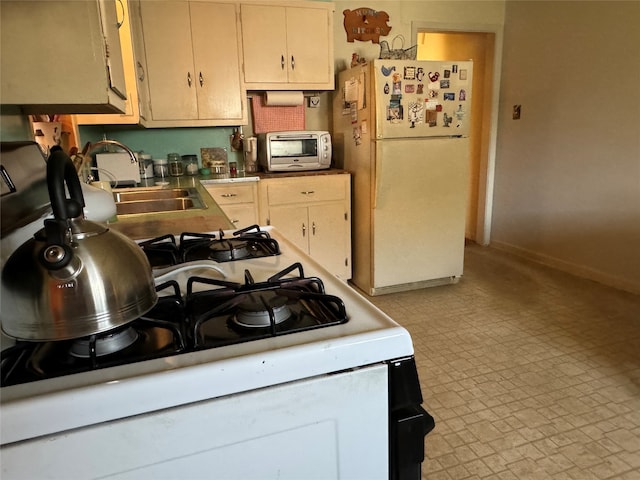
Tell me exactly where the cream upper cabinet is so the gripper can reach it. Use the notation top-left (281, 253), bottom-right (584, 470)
top-left (1, 0), bottom-right (127, 114)
top-left (259, 174), bottom-right (351, 280)
top-left (240, 3), bottom-right (334, 90)
top-left (130, 0), bottom-right (247, 127)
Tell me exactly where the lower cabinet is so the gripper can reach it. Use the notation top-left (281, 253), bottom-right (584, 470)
top-left (204, 182), bottom-right (258, 229)
top-left (259, 174), bottom-right (351, 280)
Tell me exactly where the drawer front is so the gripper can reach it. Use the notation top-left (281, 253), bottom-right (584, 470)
top-left (266, 176), bottom-right (346, 206)
top-left (205, 184), bottom-right (255, 205)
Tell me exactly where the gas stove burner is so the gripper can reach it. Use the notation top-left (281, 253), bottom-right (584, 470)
top-left (140, 227), bottom-right (281, 267)
top-left (209, 240), bottom-right (252, 262)
top-left (234, 292), bottom-right (293, 327)
top-left (69, 327), bottom-right (139, 358)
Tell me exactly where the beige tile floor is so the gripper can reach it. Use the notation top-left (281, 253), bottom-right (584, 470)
top-left (367, 244), bottom-right (640, 479)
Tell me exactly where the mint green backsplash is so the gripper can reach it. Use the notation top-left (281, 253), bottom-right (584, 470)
top-left (78, 125), bottom-right (243, 165)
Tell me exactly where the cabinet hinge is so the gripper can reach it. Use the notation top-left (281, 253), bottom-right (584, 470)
top-left (344, 212), bottom-right (348, 221)
top-left (266, 218), bottom-right (271, 226)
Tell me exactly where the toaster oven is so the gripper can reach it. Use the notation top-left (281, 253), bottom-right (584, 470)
top-left (258, 131), bottom-right (331, 172)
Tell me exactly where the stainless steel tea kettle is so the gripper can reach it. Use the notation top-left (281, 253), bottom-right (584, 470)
top-left (1, 147), bottom-right (158, 341)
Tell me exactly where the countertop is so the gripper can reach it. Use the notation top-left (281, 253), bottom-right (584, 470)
top-left (106, 168), bottom-right (349, 240)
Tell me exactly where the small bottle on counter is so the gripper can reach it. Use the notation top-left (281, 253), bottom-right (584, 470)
top-left (182, 154), bottom-right (199, 175)
top-left (153, 158), bottom-right (168, 178)
top-left (168, 153), bottom-right (183, 176)
top-left (229, 161), bottom-right (238, 177)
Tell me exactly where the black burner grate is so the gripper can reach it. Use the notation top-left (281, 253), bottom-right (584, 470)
top-left (139, 225), bottom-right (280, 268)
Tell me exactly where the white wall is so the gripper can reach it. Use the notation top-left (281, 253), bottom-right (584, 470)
top-left (492, 1), bottom-right (640, 293)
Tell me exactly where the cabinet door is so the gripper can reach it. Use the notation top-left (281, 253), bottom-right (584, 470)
top-left (241, 5), bottom-right (288, 84)
top-left (1, 0), bottom-right (126, 114)
top-left (76, 0), bottom-right (140, 125)
top-left (269, 205), bottom-right (310, 254)
top-left (139, 1), bottom-right (197, 120)
top-left (285, 6), bottom-right (331, 85)
top-left (308, 204), bottom-right (350, 279)
top-left (191, 2), bottom-right (244, 121)
top-left (223, 204), bottom-right (258, 230)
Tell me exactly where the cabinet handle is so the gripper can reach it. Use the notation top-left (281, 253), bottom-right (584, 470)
top-left (199, 72), bottom-right (204, 87)
top-left (136, 61), bottom-right (145, 82)
top-left (231, 219), bottom-right (239, 224)
top-left (300, 190), bottom-right (315, 195)
top-left (291, 55), bottom-right (295, 70)
top-left (281, 55), bottom-right (285, 70)
top-left (187, 72), bottom-right (192, 87)
top-left (302, 223), bottom-right (306, 237)
top-left (221, 193), bottom-right (237, 198)
top-left (312, 222), bottom-right (316, 235)
top-left (116, 0), bottom-right (125, 28)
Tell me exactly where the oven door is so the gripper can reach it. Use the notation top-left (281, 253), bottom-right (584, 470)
top-left (1, 365), bottom-right (390, 479)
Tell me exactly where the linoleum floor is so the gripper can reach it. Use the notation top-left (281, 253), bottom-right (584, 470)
top-left (366, 244), bottom-right (640, 479)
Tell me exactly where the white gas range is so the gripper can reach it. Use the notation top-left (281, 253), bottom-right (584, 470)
top-left (1, 226), bottom-right (434, 480)
top-left (1, 144), bottom-right (433, 480)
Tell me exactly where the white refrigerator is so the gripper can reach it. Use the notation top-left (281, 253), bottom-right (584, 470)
top-left (333, 59), bottom-right (473, 295)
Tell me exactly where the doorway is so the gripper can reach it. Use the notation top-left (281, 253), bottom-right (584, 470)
top-left (412, 24), bottom-right (502, 246)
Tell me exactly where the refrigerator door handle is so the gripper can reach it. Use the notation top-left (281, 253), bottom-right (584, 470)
top-left (374, 154), bottom-right (382, 209)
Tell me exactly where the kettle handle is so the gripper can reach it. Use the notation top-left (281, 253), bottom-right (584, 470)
top-left (39, 147), bottom-right (86, 271)
top-left (47, 146), bottom-right (85, 220)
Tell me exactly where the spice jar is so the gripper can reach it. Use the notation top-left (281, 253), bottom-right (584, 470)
top-left (182, 155), bottom-right (199, 175)
top-left (153, 158), bottom-right (168, 178)
top-left (168, 153), bottom-right (183, 176)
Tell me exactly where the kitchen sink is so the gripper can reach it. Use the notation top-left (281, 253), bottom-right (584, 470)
top-left (113, 187), bottom-right (205, 215)
top-left (113, 188), bottom-right (192, 202)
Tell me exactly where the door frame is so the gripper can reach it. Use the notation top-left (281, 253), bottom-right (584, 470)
top-left (411, 21), bottom-right (504, 246)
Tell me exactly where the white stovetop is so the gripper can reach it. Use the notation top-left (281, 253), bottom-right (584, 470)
top-left (1, 227), bottom-right (414, 445)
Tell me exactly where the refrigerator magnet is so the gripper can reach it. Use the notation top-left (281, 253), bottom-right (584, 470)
top-left (444, 70), bottom-right (451, 79)
top-left (428, 89), bottom-right (438, 98)
top-left (444, 92), bottom-right (455, 101)
top-left (393, 82), bottom-right (402, 94)
top-left (436, 104), bottom-right (443, 112)
top-left (387, 106), bottom-right (403, 122)
top-left (443, 113), bottom-right (453, 127)
top-left (417, 84), bottom-right (424, 94)
top-left (460, 69), bottom-right (468, 81)
top-left (404, 66), bottom-right (416, 80)
top-left (405, 84), bottom-right (415, 94)
top-left (428, 71), bottom-right (439, 82)
top-left (416, 68), bottom-right (425, 81)
top-left (384, 82), bottom-right (390, 94)
top-left (452, 65), bottom-right (458, 73)
top-left (408, 101), bottom-right (424, 127)
top-left (455, 104), bottom-right (467, 120)
top-left (440, 79), bottom-right (450, 89)
top-left (427, 110), bottom-right (437, 127)
top-left (380, 65), bottom-right (395, 76)
top-left (459, 89), bottom-right (467, 101)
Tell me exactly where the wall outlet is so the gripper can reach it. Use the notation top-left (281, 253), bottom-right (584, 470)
top-left (513, 105), bottom-right (521, 120)
top-left (308, 96), bottom-right (321, 108)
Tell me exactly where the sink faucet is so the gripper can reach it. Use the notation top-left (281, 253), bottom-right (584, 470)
top-left (76, 139), bottom-right (138, 183)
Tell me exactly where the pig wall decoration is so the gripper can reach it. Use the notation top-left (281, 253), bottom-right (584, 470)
top-left (343, 8), bottom-right (391, 43)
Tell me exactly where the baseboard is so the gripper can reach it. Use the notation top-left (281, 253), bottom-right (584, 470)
top-left (490, 241), bottom-right (640, 295)
top-left (361, 276), bottom-right (460, 296)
